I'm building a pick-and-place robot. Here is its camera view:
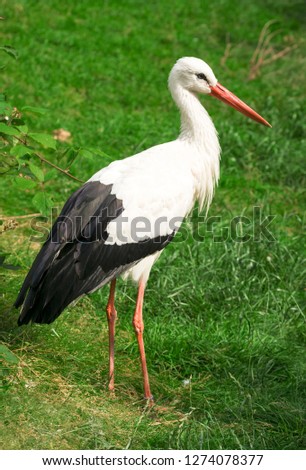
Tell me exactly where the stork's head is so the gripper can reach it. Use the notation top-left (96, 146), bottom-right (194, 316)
top-left (169, 57), bottom-right (218, 94)
top-left (169, 57), bottom-right (271, 127)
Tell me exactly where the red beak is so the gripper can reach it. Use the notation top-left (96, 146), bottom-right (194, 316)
top-left (210, 83), bottom-right (271, 128)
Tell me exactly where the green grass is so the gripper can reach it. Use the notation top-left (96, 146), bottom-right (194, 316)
top-left (1, 0), bottom-right (305, 450)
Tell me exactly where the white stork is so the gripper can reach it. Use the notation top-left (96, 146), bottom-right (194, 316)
top-left (15, 57), bottom-right (271, 402)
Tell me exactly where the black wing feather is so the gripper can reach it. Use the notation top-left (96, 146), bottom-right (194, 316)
top-left (15, 181), bottom-right (174, 325)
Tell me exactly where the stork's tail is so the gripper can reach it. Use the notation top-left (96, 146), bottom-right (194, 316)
top-left (14, 239), bottom-right (110, 325)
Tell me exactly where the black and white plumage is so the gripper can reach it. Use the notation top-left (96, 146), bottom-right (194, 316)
top-left (15, 57), bottom-right (270, 401)
top-left (15, 182), bottom-right (174, 325)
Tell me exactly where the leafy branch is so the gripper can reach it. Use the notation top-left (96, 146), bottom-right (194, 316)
top-left (0, 99), bottom-right (87, 217)
top-left (14, 133), bottom-right (83, 183)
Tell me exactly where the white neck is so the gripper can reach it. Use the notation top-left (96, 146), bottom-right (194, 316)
top-left (169, 82), bottom-right (221, 211)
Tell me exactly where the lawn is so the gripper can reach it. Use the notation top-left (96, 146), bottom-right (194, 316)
top-left (0, 0), bottom-right (305, 450)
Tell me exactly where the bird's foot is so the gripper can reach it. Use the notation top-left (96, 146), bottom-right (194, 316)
top-left (144, 395), bottom-right (154, 407)
top-left (108, 382), bottom-right (116, 397)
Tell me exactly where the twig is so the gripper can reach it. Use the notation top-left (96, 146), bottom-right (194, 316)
top-left (250, 19), bottom-right (278, 70)
top-left (220, 34), bottom-right (232, 69)
top-left (35, 152), bottom-right (83, 183)
top-left (261, 44), bottom-right (298, 66)
top-left (255, 30), bottom-right (283, 69)
top-left (64, 148), bottom-right (80, 172)
top-left (261, 29), bottom-right (284, 52)
top-left (249, 20), bottom-right (298, 80)
top-left (0, 213), bottom-right (41, 220)
top-left (255, 38), bottom-right (277, 70)
top-left (14, 136), bottom-right (84, 183)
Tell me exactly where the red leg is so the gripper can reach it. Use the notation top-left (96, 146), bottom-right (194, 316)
top-left (132, 281), bottom-right (153, 402)
top-left (106, 279), bottom-right (117, 392)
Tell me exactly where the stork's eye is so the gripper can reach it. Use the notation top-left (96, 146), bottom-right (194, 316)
top-left (196, 73), bottom-right (208, 81)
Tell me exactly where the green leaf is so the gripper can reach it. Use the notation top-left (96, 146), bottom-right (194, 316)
top-left (44, 169), bottom-right (57, 182)
top-left (0, 45), bottom-right (18, 60)
top-left (15, 124), bottom-right (28, 134)
top-left (88, 147), bottom-right (111, 158)
top-left (12, 176), bottom-right (36, 190)
top-left (32, 192), bottom-right (53, 216)
top-left (10, 144), bottom-right (34, 158)
top-left (29, 161), bottom-right (44, 182)
top-left (0, 123), bottom-right (20, 137)
top-left (0, 101), bottom-right (13, 115)
top-left (28, 132), bottom-right (57, 149)
top-left (0, 345), bottom-right (19, 364)
top-left (64, 147), bottom-right (80, 167)
top-left (79, 148), bottom-right (94, 159)
top-left (22, 106), bottom-right (47, 115)
top-left (0, 154), bottom-right (17, 172)
top-left (87, 147), bottom-right (113, 165)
